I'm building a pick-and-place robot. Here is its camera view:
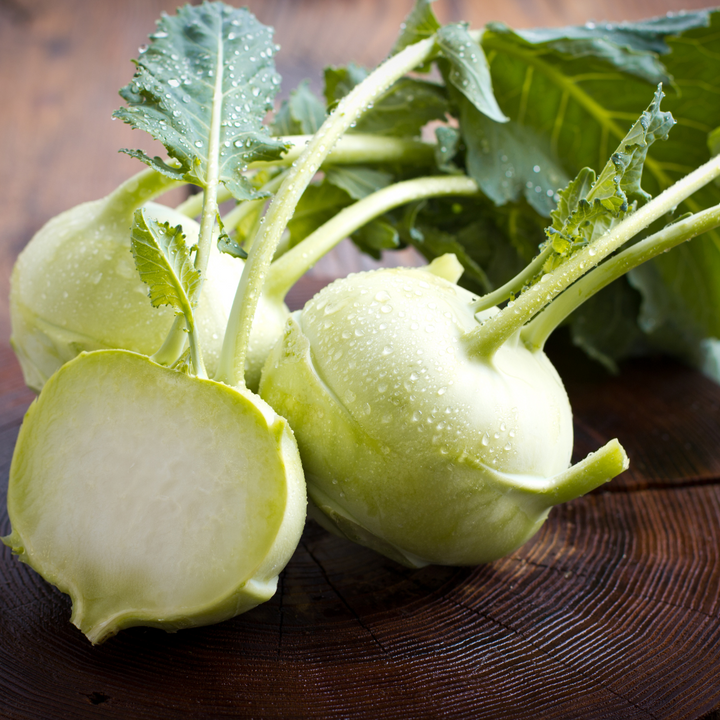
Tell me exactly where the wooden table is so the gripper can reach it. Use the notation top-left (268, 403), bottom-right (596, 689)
top-left (1, 1), bottom-right (719, 718)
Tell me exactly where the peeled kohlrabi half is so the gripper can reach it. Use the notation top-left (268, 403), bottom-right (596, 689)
top-left (259, 257), bottom-right (628, 568)
top-left (2, 349), bottom-right (306, 644)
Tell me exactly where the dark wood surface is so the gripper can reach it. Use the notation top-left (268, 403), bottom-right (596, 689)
top-left (2, 1), bottom-right (720, 718)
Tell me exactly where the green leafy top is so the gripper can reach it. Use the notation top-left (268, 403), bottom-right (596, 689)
top-left (542, 85), bottom-right (675, 271)
top-left (114, 2), bottom-right (286, 201)
top-left (130, 209), bottom-right (205, 376)
top-left (130, 210), bottom-right (200, 318)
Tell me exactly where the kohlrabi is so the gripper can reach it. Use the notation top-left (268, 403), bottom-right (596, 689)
top-left (7, 0), bottom-right (720, 645)
top-left (259, 88), bottom-right (720, 567)
top-left (9, 170), bottom-right (242, 391)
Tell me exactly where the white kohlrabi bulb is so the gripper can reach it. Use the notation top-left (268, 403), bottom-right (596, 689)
top-left (10, 196), bottom-right (288, 391)
top-left (260, 257), bottom-right (627, 567)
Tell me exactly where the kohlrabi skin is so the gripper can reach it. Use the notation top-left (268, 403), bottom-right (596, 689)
top-left (9, 179), bottom-right (238, 391)
top-left (9, 174), bottom-right (291, 392)
top-left (260, 257), bottom-right (626, 567)
top-left (2, 349), bottom-right (306, 644)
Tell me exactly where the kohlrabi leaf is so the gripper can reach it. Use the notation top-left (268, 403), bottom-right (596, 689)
top-left (272, 80), bottom-right (327, 135)
top-left (434, 126), bottom-right (462, 173)
top-left (130, 209), bottom-right (201, 319)
top-left (511, 11), bottom-right (712, 85)
top-left (324, 67), bottom-right (448, 137)
top-left (632, 13), bottom-right (720, 342)
top-left (436, 23), bottom-right (508, 124)
top-left (216, 213), bottom-right (248, 259)
top-left (114, 2), bottom-right (287, 201)
top-left (287, 182), bottom-right (352, 247)
top-left (325, 166), bottom-right (393, 200)
top-left (541, 86), bottom-right (674, 272)
top-left (459, 99), bottom-right (569, 216)
top-left (351, 219), bottom-right (400, 259)
top-left (391, 0), bottom-right (440, 55)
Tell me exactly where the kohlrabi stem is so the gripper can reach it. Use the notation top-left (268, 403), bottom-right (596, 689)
top-left (222, 172), bottom-right (288, 248)
top-left (151, 318), bottom-right (187, 366)
top-left (541, 439), bottom-right (628, 506)
top-left (175, 135), bottom-right (435, 218)
top-left (153, 41), bottom-right (229, 380)
top-left (471, 245), bottom-right (553, 314)
top-left (464, 154), bottom-right (720, 359)
top-left (103, 168), bottom-right (183, 218)
top-left (264, 176), bottom-right (479, 301)
top-left (215, 37), bottom-right (438, 387)
top-left (522, 203), bottom-right (720, 350)
top-left (186, 316), bottom-right (206, 380)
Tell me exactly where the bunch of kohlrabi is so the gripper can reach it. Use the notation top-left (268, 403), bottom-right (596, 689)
top-left (4, 0), bottom-right (720, 641)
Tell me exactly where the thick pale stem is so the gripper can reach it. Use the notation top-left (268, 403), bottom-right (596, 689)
top-left (522, 203), bottom-right (720, 350)
top-left (471, 245), bottom-right (553, 314)
top-left (215, 37), bottom-right (438, 387)
top-left (102, 168), bottom-right (182, 220)
top-left (464, 154), bottom-right (720, 359)
top-left (151, 317), bottom-right (187, 366)
top-left (541, 439), bottom-right (628, 506)
top-left (175, 135), bottom-right (435, 218)
top-left (265, 176), bottom-right (479, 301)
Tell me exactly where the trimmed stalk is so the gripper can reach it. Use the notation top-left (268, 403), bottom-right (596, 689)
top-left (264, 176), bottom-right (480, 301)
top-left (215, 37), bottom-right (438, 387)
top-left (522, 203), bottom-right (720, 350)
top-left (464, 154), bottom-right (720, 359)
top-left (541, 439), bottom-right (628, 506)
top-left (101, 168), bottom-right (183, 221)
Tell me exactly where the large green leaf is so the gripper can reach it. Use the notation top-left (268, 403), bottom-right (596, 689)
top-left (114, 2), bottom-right (287, 200)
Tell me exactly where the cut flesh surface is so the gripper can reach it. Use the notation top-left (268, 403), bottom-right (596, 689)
top-left (4, 349), bottom-right (305, 642)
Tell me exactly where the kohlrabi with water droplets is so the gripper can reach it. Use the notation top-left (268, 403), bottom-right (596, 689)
top-left (7, 0), bottom-right (720, 645)
top-left (9, 171), bottom-right (244, 391)
top-left (260, 88), bottom-right (720, 567)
